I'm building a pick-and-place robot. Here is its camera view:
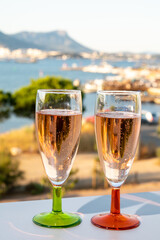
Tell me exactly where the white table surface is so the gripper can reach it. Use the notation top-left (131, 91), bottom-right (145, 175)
top-left (0, 191), bottom-right (160, 240)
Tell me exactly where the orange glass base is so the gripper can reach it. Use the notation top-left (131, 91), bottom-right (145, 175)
top-left (91, 213), bottom-right (140, 230)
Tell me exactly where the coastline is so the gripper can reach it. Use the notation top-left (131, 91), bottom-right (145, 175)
top-left (0, 58), bottom-right (160, 133)
top-left (0, 100), bottom-right (160, 134)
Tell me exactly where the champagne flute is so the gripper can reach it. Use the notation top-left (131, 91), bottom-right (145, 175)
top-left (33, 89), bottom-right (82, 228)
top-left (91, 91), bottom-right (141, 230)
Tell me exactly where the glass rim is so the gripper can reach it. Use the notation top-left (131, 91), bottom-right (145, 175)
top-left (37, 89), bottom-right (81, 94)
top-left (97, 90), bottom-right (141, 95)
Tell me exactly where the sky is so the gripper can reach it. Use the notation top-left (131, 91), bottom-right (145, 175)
top-left (1, 0), bottom-right (160, 53)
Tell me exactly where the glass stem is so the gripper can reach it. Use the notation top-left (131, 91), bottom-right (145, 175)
top-left (52, 186), bottom-right (62, 213)
top-left (110, 188), bottom-right (120, 214)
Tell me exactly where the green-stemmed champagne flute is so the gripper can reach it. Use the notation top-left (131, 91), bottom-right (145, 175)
top-left (33, 89), bottom-right (82, 228)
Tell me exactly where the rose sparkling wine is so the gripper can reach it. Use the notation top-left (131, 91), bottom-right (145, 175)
top-left (96, 111), bottom-right (141, 188)
top-left (36, 109), bottom-right (82, 186)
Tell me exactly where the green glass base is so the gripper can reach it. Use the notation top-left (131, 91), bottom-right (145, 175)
top-left (33, 211), bottom-right (82, 228)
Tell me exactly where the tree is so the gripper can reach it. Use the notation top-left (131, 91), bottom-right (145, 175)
top-left (0, 151), bottom-right (23, 196)
top-left (12, 76), bottom-right (77, 119)
top-left (0, 90), bottom-right (12, 122)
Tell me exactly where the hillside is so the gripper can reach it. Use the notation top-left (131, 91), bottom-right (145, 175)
top-left (10, 30), bottom-right (92, 53)
top-left (0, 31), bottom-right (39, 50)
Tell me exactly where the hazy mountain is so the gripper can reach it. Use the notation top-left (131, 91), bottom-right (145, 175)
top-left (0, 31), bottom-right (40, 50)
top-left (11, 30), bottom-right (92, 53)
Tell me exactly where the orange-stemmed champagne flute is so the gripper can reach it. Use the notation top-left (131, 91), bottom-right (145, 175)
top-left (91, 91), bottom-right (141, 230)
